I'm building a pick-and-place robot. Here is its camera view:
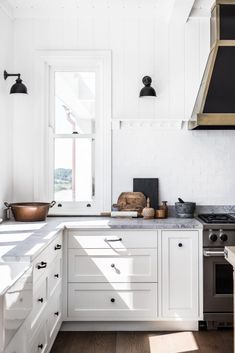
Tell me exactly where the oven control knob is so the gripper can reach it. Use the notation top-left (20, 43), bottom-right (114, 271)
top-left (209, 233), bottom-right (217, 242)
top-left (220, 233), bottom-right (228, 242)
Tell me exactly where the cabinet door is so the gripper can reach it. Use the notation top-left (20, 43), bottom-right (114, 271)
top-left (161, 230), bottom-right (199, 319)
top-left (29, 323), bottom-right (48, 353)
top-left (4, 324), bottom-right (26, 353)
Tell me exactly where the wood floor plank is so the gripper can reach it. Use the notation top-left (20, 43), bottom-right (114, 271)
top-left (51, 332), bottom-right (116, 353)
top-left (51, 330), bottom-right (233, 353)
top-left (194, 330), bottom-right (233, 353)
top-left (116, 332), bottom-right (150, 353)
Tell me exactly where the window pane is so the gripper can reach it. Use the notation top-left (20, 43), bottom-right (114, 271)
top-left (54, 72), bottom-right (96, 134)
top-left (54, 138), bottom-right (94, 202)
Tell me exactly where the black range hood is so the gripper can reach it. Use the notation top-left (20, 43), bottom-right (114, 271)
top-left (188, 1), bottom-right (235, 130)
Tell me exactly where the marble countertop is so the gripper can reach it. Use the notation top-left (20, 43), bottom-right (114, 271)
top-left (0, 261), bottom-right (31, 295)
top-left (225, 246), bottom-right (235, 267)
top-left (0, 216), bottom-right (203, 295)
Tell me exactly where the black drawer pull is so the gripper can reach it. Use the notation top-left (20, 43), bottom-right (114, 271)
top-left (37, 261), bottom-right (47, 269)
top-left (38, 344), bottom-right (43, 349)
top-left (38, 298), bottom-right (44, 303)
top-left (111, 263), bottom-right (115, 268)
top-left (54, 311), bottom-right (59, 316)
top-left (105, 238), bottom-right (122, 242)
top-left (54, 273), bottom-right (59, 278)
top-left (178, 243), bottom-right (183, 247)
top-left (54, 244), bottom-right (61, 250)
top-left (110, 298), bottom-right (115, 303)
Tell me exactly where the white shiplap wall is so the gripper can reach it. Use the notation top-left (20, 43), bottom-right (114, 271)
top-left (0, 7), bottom-right (13, 217)
top-left (12, 6), bottom-right (235, 205)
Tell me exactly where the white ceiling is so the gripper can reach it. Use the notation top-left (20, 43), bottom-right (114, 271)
top-left (6, 0), bottom-right (169, 10)
top-left (2, 0), bottom-right (214, 18)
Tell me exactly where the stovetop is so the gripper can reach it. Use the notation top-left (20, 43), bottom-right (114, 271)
top-left (198, 213), bottom-right (235, 224)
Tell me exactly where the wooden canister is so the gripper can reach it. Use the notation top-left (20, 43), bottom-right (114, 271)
top-left (142, 198), bottom-right (155, 219)
top-left (155, 209), bottom-right (166, 219)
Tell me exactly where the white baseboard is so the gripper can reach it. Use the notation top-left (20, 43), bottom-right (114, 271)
top-left (60, 321), bottom-right (199, 332)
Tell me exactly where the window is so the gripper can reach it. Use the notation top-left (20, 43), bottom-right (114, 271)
top-left (54, 72), bottom-right (95, 203)
top-left (34, 51), bottom-right (111, 215)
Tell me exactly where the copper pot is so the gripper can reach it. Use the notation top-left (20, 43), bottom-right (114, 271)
top-left (4, 201), bottom-right (56, 222)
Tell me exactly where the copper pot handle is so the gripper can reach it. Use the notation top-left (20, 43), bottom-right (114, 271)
top-left (4, 202), bottom-right (11, 208)
top-left (50, 201), bottom-right (56, 208)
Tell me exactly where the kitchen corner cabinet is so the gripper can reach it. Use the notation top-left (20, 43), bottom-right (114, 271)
top-left (3, 231), bottom-right (63, 353)
top-left (3, 226), bottom-right (202, 353)
top-left (66, 228), bottom-right (202, 323)
top-left (161, 230), bottom-right (200, 319)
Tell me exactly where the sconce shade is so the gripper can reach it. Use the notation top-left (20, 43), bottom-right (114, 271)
top-left (4, 70), bottom-right (28, 94)
top-left (139, 76), bottom-right (156, 97)
top-left (10, 78), bottom-right (28, 94)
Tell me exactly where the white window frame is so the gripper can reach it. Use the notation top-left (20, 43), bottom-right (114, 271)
top-left (33, 50), bottom-right (111, 215)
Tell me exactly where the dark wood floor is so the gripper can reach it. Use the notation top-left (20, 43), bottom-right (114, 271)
top-left (51, 330), bottom-right (233, 353)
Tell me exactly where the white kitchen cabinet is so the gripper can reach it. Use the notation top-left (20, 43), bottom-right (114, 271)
top-left (161, 230), bottom-right (199, 319)
top-left (66, 229), bottom-right (158, 321)
top-left (23, 231), bottom-right (62, 353)
top-left (68, 248), bottom-right (157, 283)
top-left (68, 282), bottom-right (157, 320)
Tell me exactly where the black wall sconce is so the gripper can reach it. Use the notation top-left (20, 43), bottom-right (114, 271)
top-left (4, 70), bottom-right (28, 94)
top-left (139, 76), bottom-right (156, 97)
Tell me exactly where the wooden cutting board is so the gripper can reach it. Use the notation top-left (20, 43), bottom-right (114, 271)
top-left (117, 192), bottom-right (146, 215)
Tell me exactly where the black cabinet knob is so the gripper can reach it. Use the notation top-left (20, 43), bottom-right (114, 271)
top-left (111, 263), bottom-right (115, 268)
top-left (38, 298), bottom-right (44, 303)
top-left (110, 298), bottom-right (115, 303)
top-left (38, 344), bottom-right (43, 349)
top-left (54, 311), bottom-right (59, 316)
top-left (178, 243), bottom-right (183, 247)
top-left (37, 261), bottom-right (47, 269)
top-left (54, 274), bottom-right (59, 278)
top-left (220, 233), bottom-right (228, 242)
top-left (54, 244), bottom-right (61, 250)
top-left (209, 233), bottom-right (217, 242)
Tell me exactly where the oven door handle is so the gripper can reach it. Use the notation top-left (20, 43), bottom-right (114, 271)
top-left (203, 250), bottom-right (225, 257)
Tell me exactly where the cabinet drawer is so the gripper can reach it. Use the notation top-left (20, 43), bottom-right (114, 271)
top-left (68, 283), bottom-right (157, 321)
top-left (29, 323), bottom-right (48, 353)
top-left (48, 255), bottom-right (62, 298)
top-left (27, 277), bottom-right (47, 337)
top-left (68, 230), bottom-right (157, 249)
top-left (68, 248), bottom-right (157, 283)
top-left (33, 232), bottom-right (62, 283)
top-left (47, 293), bottom-right (62, 340)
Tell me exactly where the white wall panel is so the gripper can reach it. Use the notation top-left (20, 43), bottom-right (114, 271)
top-left (0, 8), bottom-right (13, 217)
top-left (12, 8), bottom-right (235, 206)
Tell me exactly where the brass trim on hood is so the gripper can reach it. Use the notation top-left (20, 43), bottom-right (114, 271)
top-left (188, 114), bottom-right (235, 129)
top-left (188, 0), bottom-right (235, 130)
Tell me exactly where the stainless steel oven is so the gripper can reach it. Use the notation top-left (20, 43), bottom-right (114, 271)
top-left (197, 214), bottom-right (235, 329)
top-left (204, 248), bottom-right (233, 322)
